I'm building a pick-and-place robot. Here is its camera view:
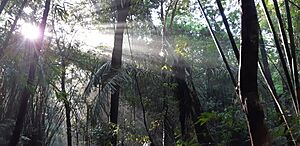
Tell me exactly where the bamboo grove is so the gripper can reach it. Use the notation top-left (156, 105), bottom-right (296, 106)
top-left (0, 0), bottom-right (300, 145)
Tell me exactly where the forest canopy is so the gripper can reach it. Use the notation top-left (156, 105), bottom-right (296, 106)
top-left (0, 0), bottom-right (300, 145)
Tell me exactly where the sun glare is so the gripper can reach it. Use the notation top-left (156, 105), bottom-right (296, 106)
top-left (21, 23), bottom-right (40, 40)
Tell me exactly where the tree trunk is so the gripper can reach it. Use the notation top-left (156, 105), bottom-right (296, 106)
top-left (85, 104), bottom-right (90, 146)
top-left (174, 62), bottom-right (191, 142)
top-left (196, 0), bottom-right (236, 87)
top-left (174, 58), bottom-right (213, 145)
top-left (215, 0), bottom-right (239, 59)
top-left (239, 0), bottom-right (270, 145)
top-left (109, 0), bottom-right (129, 145)
top-left (64, 101), bottom-right (72, 146)
top-left (8, 0), bottom-right (50, 145)
top-left (272, 0), bottom-right (294, 84)
top-left (260, 0), bottom-right (298, 113)
top-left (259, 29), bottom-right (296, 145)
top-left (285, 0), bottom-right (300, 114)
top-left (134, 71), bottom-right (155, 145)
top-left (61, 55), bottom-right (72, 146)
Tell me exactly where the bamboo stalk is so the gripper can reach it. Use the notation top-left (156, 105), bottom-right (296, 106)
top-left (260, 0), bottom-right (298, 114)
top-left (196, 0), bottom-right (237, 87)
top-left (285, 0), bottom-right (300, 114)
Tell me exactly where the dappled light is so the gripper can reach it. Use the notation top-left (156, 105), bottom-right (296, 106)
top-left (0, 0), bottom-right (300, 145)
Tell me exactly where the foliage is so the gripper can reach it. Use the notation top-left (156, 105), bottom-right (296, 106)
top-left (0, 0), bottom-right (299, 145)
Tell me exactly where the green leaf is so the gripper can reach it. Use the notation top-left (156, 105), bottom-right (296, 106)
top-left (195, 112), bottom-right (218, 125)
top-left (55, 91), bottom-right (68, 101)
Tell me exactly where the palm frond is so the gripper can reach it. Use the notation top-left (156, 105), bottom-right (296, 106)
top-left (91, 65), bottom-right (132, 119)
top-left (83, 61), bottom-right (111, 97)
top-left (84, 62), bottom-right (132, 121)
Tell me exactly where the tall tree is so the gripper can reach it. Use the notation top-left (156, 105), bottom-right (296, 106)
top-left (284, 0), bottom-right (300, 113)
top-left (110, 0), bottom-right (130, 145)
top-left (61, 55), bottom-right (72, 146)
top-left (260, 0), bottom-right (298, 114)
top-left (216, 0), bottom-right (294, 144)
top-left (239, 0), bottom-right (270, 145)
top-left (8, 0), bottom-right (51, 145)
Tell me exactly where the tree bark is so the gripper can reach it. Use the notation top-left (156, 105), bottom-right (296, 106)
top-left (174, 61), bottom-right (190, 142)
top-left (239, 0), bottom-right (270, 145)
top-left (61, 57), bottom-right (72, 146)
top-left (174, 58), bottom-right (213, 145)
top-left (109, 0), bottom-right (129, 145)
top-left (8, 0), bottom-right (50, 145)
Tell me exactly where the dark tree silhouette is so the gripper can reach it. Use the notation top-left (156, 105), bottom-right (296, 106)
top-left (239, 0), bottom-right (270, 145)
top-left (110, 0), bottom-right (130, 145)
top-left (8, 0), bottom-right (51, 145)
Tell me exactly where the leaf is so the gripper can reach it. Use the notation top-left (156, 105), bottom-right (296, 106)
top-left (271, 124), bottom-right (287, 137)
top-left (195, 112), bottom-right (218, 126)
top-left (83, 61), bottom-right (111, 96)
top-left (55, 91), bottom-right (68, 101)
top-left (88, 62), bottom-right (133, 121)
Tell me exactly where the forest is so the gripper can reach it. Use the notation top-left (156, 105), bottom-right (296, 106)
top-left (0, 0), bottom-right (300, 145)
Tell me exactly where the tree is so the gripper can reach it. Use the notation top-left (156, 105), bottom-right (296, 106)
top-left (239, 0), bottom-right (270, 145)
top-left (110, 0), bottom-right (130, 145)
top-left (8, 0), bottom-right (51, 145)
top-left (61, 51), bottom-right (72, 146)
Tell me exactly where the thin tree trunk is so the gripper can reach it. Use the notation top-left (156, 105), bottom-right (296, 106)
top-left (259, 29), bottom-right (296, 145)
top-left (272, 0), bottom-right (294, 85)
top-left (288, 0), bottom-right (300, 10)
top-left (169, 0), bottom-right (179, 34)
top-left (196, 0), bottom-right (236, 87)
top-left (85, 104), bottom-right (90, 146)
top-left (285, 0), bottom-right (300, 114)
top-left (216, 0), bottom-right (294, 144)
top-left (215, 0), bottom-right (239, 59)
top-left (61, 57), bottom-right (72, 146)
top-left (134, 71), bottom-right (155, 145)
top-left (260, 0), bottom-right (298, 114)
top-left (110, 0), bottom-right (129, 145)
top-left (8, 0), bottom-right (50, 145)
top-left (174, 71), bottom-right (190, 143)
top-left (239, 0), bottom-right (270, 145)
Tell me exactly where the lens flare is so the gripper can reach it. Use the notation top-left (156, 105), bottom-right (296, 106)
top-left (21, 23), bottom-right (40, 40)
